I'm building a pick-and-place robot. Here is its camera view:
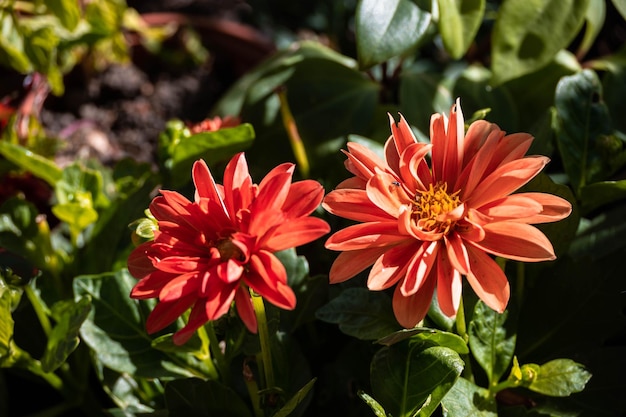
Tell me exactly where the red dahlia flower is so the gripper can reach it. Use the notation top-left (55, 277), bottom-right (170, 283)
top-left (128, 153), bottom-right (329, 345)
top-left (322, 100), bottom-right (571, 328)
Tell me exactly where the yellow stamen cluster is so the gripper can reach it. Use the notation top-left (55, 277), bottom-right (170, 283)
top-left (412, 182), bottom-right (461, 234)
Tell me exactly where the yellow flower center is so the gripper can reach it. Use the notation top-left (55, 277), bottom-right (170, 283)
top-left (412, 182), bottom-right (461, 234)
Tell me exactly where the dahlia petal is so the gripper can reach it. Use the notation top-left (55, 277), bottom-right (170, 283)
top-left (444, 233), bottom-right (470, 275)
top-left (430, 113), bottom-right (447, 181)
top-left (328, 247), bottom-right (389, 284)
top-left (130, 270), bottom-right (173, 299)
top-left (248, 170), bottom-right (294, 234)
top-left (441, 98), bottom-right (464, 184)
top-left (398, 206), bottom-right (444, 241)
top-left (468, 156), bottom-right (549, 208)
top-left (436, 252), bottom-right (462, 317)
top-left (464, 245), bottom-right (510, 313)
top-left (470, 222), bottom-right (556, 262)
top-left (325, 221), bottom-right (407, 250)
top-left (172, 301), bottom-right (209, 345)
top-left (368, 242), bottom-right (419, 291)
top-left (247, 251), bottom-right (296, 310)
top-left (399, 142), bottom-right (432, 192)
top-left (344, 142), bottom-right (388, 179)
top-left (282, 179), bottom-right (325, 217)
top-left (507, 192), bottom-right (572, 224)
top-left (262, 217), bottom-right (330, 252)
top-left (461, 120), bottom-right (501, 163)
top-left (493, 133), bottom-right (534, 167)
top-left (201, 272), bottom-right (238, 319)
top-left (145, 294), bottom-right (196, 334)
top-left (128, 241), bottom-right (157, 278)
top-left (235, 286), bottom-right (257, 333)
top-left (456, 129), bottom-right (502, 197)
top-left (217, 259), bottom-right (244, 283)
top-left (367, 170), bottom-right (412, 217)
top-left (392, 273), bottom-right (437, 328)
top-left (390, 114), bottom-right (419, 156)
top-left (155, 256), bottom-right (207, 273)
top-left (223, 153), bottom-right (254, 220)
top-left (336, 176), bottom-right (367, 190)
top-left (400, 241), bottom-right (439, 296)
top-left (192, 159), bottom-right (228, 216)
top-left (159, 272), bottom-right (200, 302)
top-left (323, 189), bottom-right (394, 222)
top-left (477, 194), bottom-right (543, 220)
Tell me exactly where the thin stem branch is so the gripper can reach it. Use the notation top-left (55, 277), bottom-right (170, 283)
top-left (252, 294), bottom-right (274, 390)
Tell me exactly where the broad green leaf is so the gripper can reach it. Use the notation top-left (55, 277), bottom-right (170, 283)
top-left (0, 291), bottom-right (14, 359)
top-left (502, 50), bottom-right (580, 131)
top-left (273, 378), bottom-right (316, 417)
top-left (437, 0), bottom-right (486, 59)
top-left (577, 0), bottom-right (605, 58)
top-left (316, 287), bottom-right (401, 340)
top-left (355, 0), bottom-right (431, 68)
top-left (554, 69), bottom-right (613, 194)
top-left (595, 51), bottom-right (626, 134)
top-left (45, 0), bottom-right (81, 31)
top-left (73, 270), bottom-right (190, 378)
top-left (580, 180), bottom-right (626, 214)
top-left (370, 342), bottom-right (464, 417)
top-left (168, 124), bottom-right (255, 187)
top-left (52, 202), bottom-right (98, 232)
top-left (165, 378), bottom-right (252, 417)
top-left (0, 12), bottom-right (31, 73)
top-left (275, 248), bottom-right (309, 288)
top-left (441, 377), bottom-right (497, 417)
top-left (377, 328), bottom-right (469, 355)
top-left (0, 141), bottom-right (62, 186)
top-left (56, 163), bottom-right (108, 209)
top-left (527, 359), bottom-right (592, 396)
top-left (569, 203), bottom-right (626, 260)
top-left (41, 296), bottom-right (91, 372)
top-left (491, 0), bottom-right (589, 85)
top-left (469, 301), bottom-right (517, 385)
top-left (612, 0), bottom-right (626, 21)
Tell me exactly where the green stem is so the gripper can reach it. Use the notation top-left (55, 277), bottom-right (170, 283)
top-left (243, 359), bottom-right (264, 417)
top-left (205, 321), bottom-right (230, 384)
top-left (252, 293), bottom-right (274, 390)
top-left (24, 284), bottom-right (52, 337)
top-left (455, 296), bottom-right (468, 343)
top-left (195, 323), bottom-right (219, 380)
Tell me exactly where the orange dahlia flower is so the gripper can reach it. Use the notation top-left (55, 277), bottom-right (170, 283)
top-left (323, 100), bottom-right (571, 328)
top-left (128, 153), bottom-right (329, 345)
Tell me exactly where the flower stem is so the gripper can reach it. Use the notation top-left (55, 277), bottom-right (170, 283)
top-left (455, 296), bottom-right (468, 343)
top-left (195, 323), bottom-right (219, 380)
top-left (252, 293), bottom-right (275, 390)
top-left (277, 87), bottom-right (310, 178)
top-left (24, 284), bottom-right (51, 337)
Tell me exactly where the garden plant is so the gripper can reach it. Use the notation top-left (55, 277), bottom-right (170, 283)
top-left (0, 0), bottom-right (625, 416)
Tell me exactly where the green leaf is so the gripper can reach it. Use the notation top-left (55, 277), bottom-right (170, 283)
top-left (45, 0), bottom-right (81, 31)
top-left (577, 0), bottom-right (605, 58)
top-left (316, 287), bottom-right (401, 340)
top-left (165, 378), bottom-right (252, 417)
top-left (468, 301), bottom-right (517, 385)
top-left (55, 163), bottom-right (108, 208)
top-left (168, 124), bottom-right (255, 187)
top-left (580, 180), bottom-right (626, 213)
top-left (554, 69), bottom-right (613, 194)
top-left (41, 296), bottom-right (91, 372)
top-left (437, 0), bottom-right (486, 59)
top-left (274, 248), bottom-right (309, 288)
top-left (612, 0), bottom-right (626, 21)
top-left (73, 270), bottom-right (190, 378)
top-left (358, 390), bottom-right (389, 417)
top-left (273, 378), bottom-right (316, 417)
top-left (377, 328), bottom-right (469, 355)
top-left (528, 359), bottom-right (592, 396)
top-left (52, 202), bottom-right (99, 231)
top-left (370, 342), bottom-right (464, 417)
top-left (355, 0), bottom-right (431, 68)
top-left (491, 0), bottom-right (589, 85)
top-left (0, 12), bottom-right (31, 73)
top-left (0, 141), bottom-right (62, 186)
top-left (0, 291), bottom-right (14, 360)
top-left (440, 377), bottom-right (497, 417)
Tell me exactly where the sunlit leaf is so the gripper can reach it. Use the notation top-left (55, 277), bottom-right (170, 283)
top-left (377, 328), bottom-right (469, 355)
top-left (0, 142), bottom-right (62, 186)
top-left (165, 378), bottom-right (253, 417)
top-left (355, 0), bottom-right (431, 68)
top-left (577, 0), bottom-right (605, 59)
top-left (73, 270), bottom-right (191, 378)
top-left (491, 0), bottom-right (589, 85)
top-left (0, 291), bottom-right (14, 360)
top-left (370, 341), bottom-right (463, 417)
top-left (316, 287), bottom-right (401, 340)
top-left (437, 0), bottom-right (485, 59)
top-left (358, 390), bottom-right (389, 417)
top-left (580, 180), bottom-right (626, 214)
top-left (45, 0), bottom-right (81, 31)
top-left (41, 296), bottom-right (91, 372)
top-left (0, 12), bottom-right (31, 73)
top-left (612, 0), bottom-right (626, 21)
top-left (468, 301), bottom-right (517, 385)
top-left (554, 69), bottom-right (613, 194)
top-left (274, 378), bottom-right (316, 417)
top-left (441, 377), bottom-right (497, 417)
top-left (527, 359), bottom-right (592, 396)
